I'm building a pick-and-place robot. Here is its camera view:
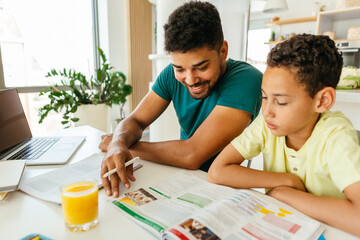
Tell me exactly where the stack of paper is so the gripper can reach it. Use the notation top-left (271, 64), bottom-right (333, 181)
top-left (0, 160), bottom-right (26, 193)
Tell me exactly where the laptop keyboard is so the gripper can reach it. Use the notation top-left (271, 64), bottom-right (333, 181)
top-left (7, 138), bottom-right (60, 160)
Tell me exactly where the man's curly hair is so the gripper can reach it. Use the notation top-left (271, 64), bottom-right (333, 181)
top-left (164, 1), bottom-right (223, 53)
top-left (267, 34), bottom-right (343, 98)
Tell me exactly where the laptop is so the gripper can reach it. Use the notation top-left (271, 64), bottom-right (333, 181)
top-left (0, 89), bottom-right (85, 165)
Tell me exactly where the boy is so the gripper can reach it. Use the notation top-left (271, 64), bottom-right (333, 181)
top-left (208, 34), bottom-right (360, 236)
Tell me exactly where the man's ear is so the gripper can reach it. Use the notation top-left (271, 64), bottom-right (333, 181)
top-left (220, 41), bottom-right (228, 62)
top-left (314, 87), bottom-right (336, 113)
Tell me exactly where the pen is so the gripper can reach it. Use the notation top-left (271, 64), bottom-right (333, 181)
top-left (102, 157), bottom-right (140, 178)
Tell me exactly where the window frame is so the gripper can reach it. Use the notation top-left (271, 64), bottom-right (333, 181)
top-left (0, 0), bottom-right (101, 94)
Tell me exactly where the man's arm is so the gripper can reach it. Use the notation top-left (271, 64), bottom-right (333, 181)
top-left (207, 144), bottom-right (306, 191)
top-left (101, 90), bottom-right (170, 197)
top-left (129, 103), bottom-right (253, 170)
top-left (267, 181), bottom-right (360, 237)
top-left (102, 89), bottom-right (254, 196)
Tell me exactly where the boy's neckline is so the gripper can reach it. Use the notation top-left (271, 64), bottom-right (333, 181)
top-left (284, 113), bottom-right (323, 152)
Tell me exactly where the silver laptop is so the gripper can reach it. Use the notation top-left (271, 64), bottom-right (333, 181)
top-left (0, 89), bottom-right (85, 165)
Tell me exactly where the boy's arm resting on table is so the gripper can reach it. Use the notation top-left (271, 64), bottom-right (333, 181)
top-left (207, 144), bottom-right (306, 191)
top-left (129, 104), bottom-right (252, 170)
top-left (266, 181), bottom-right (360, 237)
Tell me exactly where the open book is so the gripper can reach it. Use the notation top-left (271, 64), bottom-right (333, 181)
top-left (112, 171), bottom-right (324, 240)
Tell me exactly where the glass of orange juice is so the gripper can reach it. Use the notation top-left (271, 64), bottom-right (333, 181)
top-left (60, 178), bottom-right (99, 232)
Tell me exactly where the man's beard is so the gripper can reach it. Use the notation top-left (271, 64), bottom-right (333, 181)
top-left (184, 81), bottom-right (212, 100)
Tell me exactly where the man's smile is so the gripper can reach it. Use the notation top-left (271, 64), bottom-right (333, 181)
top-left (185, 81), bottom-right (210, 94)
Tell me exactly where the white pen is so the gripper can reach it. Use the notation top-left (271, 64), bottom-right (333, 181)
top-left (102, 157), bottom-right (140, 178)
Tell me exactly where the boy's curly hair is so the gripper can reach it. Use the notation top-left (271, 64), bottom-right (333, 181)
top-left (164, 1), bottom-right (223, 53)
top-left (267, 34), bottom-right (343, 98)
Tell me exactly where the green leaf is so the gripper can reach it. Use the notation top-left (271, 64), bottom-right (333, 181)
top-left (70, 106), bottom-right (78, 113)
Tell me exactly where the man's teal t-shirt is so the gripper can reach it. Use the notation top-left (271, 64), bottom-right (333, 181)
top-left (152, 59), bottom-right (263, 171)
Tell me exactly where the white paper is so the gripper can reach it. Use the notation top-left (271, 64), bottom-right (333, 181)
top-left (20, 153), bottom-right (141, 204)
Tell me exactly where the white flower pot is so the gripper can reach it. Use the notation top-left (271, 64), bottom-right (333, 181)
top-left (73, 104), bottom-right (111, 133)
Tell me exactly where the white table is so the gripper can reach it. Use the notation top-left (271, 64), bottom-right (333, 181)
top-left (1, 126), bottom-right (358, 240)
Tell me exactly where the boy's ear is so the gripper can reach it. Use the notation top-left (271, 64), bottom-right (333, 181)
top-left (314, 87), bottom-right (336, 113)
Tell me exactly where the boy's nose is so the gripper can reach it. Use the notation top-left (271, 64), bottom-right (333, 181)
top-left (262, 103), bottom-right (275, 118)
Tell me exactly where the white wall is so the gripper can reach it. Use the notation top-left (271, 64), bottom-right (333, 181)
top-left (98, 0), bottom-right (130, 131)
top-left (212, 0), bottom-right (250, 61)
top-left (332, 102), bottom-right (360, 130)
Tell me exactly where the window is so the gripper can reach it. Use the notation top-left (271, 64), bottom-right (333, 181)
top-left (0, 0), bottom-right (96, 134)
top-left (246, 18), bottom-right (271, 73)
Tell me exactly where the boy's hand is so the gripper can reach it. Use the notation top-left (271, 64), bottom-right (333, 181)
top-left (266, 186), bottom-right (292, 199)
top-left (285, 173), bottom-right (306, 192)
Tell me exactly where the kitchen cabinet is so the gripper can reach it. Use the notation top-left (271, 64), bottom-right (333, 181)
top-left (316, 7), bottom-right (360, 41)
top-left (316, 7), bottom-right (360, 104)
top-left (266, 16), bottom-right (317, 26)
top-left (265, 16), bottom-right (317, 45)
top-left (336, 89), bottom-right (360, 103)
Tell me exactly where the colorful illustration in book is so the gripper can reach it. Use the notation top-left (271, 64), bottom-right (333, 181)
top-left (178, 218), bottom-right (220, 240)
top-left (121, 188), bottom-right (157, 206)
top-left (254, 205), bottom-right (293, 217)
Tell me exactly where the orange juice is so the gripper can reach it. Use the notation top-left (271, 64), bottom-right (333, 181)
top-left (61, 181), bottom-right (98, 227)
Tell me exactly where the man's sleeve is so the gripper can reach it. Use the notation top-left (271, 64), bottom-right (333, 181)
top-left (217, 65), bottom-right (263, 119)
top-left (151, 64), bottom-right (174, 102)
top-left (231, 114), bottom-right (266, 160)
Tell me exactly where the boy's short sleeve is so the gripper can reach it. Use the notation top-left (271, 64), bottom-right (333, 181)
top-left (325, 128), bottom-right (360, 192)
top-left (231, 114), bottom-right (266, 159)
top-left (152, 64), bottom-right (174, 102)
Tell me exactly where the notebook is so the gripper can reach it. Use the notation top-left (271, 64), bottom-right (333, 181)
top-left (0, 160), bottom-right (26, 192)
top-left (0, 89), bottom-right (85, 165)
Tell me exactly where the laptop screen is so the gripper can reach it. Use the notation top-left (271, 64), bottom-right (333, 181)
top-left (0, 89), bottom-right (32, 152)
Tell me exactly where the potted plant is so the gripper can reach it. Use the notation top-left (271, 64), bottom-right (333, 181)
top-left (38, 46), bottom-right (132, 131)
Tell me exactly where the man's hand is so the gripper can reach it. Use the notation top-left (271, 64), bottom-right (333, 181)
top-left (98, 91), bottom-right (170, 197)
top-left (99, 134), bottom-right (113, 152)
top-left (100, 141), bottom-right (136, 198)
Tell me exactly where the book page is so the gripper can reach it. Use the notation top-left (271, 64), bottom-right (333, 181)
top-left (112, 171), bottom-right (237, 237)
top-left (166, 190), bottom-right (324, 240)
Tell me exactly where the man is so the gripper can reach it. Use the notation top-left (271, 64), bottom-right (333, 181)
top-left (99, 1), bottom-right (262, 197)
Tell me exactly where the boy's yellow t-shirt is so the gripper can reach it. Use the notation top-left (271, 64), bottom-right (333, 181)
top-left (231, 111), bottom-right (360, 198)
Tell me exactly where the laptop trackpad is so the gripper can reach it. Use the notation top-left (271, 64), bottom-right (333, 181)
top-left (54, 143), bottom-right (75, 150)
top-left (27, 136), bottom-right (85, 165)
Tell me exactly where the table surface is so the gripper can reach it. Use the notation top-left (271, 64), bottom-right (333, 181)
top-left (1, 126), bottom-right (359, 240)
